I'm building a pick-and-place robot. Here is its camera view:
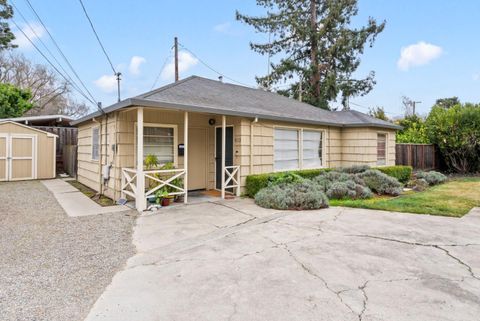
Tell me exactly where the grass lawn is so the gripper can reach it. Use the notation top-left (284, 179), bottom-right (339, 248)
top-left (67, 180), bottom-right (116, 206)
top-left (330, 177), bottom-right (480, 217)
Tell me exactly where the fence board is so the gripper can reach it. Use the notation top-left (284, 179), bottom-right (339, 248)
top-left (396, 144), bottom-right (439, 170)
top-left (31, 126), bottom-right (78, 174)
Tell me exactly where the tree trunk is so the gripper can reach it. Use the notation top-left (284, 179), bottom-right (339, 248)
top-left (310, 0), bottom-right (320, 103)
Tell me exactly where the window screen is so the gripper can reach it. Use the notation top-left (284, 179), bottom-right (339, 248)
top-left (302, 130), bottom-right (323, 168)
top-left (91, 127), bottom-right (99, 160)
top-left (377, 133), bottom-right (387, 165)
top-left (143, 126), bottom-right (175, 164)
top-left (274, 128), bottom-right (299, 170)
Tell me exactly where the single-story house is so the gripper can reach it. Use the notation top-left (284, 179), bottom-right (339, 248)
top-left (0, 121), bottom-right (57, 181)
top-left (72, 76), bottom-right (401, 211)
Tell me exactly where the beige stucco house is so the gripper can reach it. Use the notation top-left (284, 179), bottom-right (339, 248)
top-left (72, 76), bottom-right (400, 211)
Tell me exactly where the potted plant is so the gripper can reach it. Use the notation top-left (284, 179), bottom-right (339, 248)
top-left (156, 188), bottom-right (173, 206)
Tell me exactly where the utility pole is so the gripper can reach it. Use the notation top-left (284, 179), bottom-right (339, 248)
top-left (298, 80), bottom-right (302, 102)
top-left (115, 72), bottom-right (122, 102)
top-left (412, 101), bottom-right (421, 116)
top-left (174, 37), bottom-right (179, 82)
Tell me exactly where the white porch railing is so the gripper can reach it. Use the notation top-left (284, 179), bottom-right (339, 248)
top-left (121, 168), bottom-right (187, 208)
top-left (121, 168), bottom-right (138, 199)
top-left (224, 165), bottom-right (241, 196)
top-left (144, 168), bottom-right (186, 197)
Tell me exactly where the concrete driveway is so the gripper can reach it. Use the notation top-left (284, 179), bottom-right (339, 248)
top-left (85, 199), bottom-right (480, 321)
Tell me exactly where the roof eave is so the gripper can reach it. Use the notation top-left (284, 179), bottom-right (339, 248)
top-left (71, 97), bottom-right (401, 130)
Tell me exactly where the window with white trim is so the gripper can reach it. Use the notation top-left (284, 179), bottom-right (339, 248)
top-left (91, 127), bottom-right (99, 161)
top-left (274, 128), bottom-right (299, 170)
top-left (302, 130), bottom-right (323, 168)
top-left (377, 133), bottom-right (387, 165)
top-left (143, 126), bottom-right (175, 164)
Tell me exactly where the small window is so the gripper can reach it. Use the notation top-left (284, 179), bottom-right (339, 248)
top-left (377, 133), bottom-right (387, 165)
top-left (274, 128), bottom-right (299, 170)
top-left (91, 127), bottom-right (99, 161)
top-left (143, 126), bottom-right (175, 164)
top-left (302, 130), bottom-right (323, 168)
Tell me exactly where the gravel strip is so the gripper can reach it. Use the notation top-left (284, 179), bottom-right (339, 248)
top-left (0, 181), bottom-right (137, 321)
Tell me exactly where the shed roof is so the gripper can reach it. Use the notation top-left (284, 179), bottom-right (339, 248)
top-left (0, 114), bottom-right (74, 126)
top-left (0, 120), bottom-right (58, 137)
top-left (72, 76), bottom-right (400, 130)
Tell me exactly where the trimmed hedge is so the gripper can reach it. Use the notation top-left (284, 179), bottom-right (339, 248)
top-left (245, 168), bottom-right (332, 197)
top-left (245, 165), bottom-right (412, 197)
top-left (375, 166), bottom-right (412, 184)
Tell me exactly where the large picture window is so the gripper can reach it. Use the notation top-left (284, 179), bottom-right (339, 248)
top-left (143, 126), bottom-right (175, 164)
top-left (302, 130), bottom-right (323, 168)
top-left (274, 128), bottom-right (299, 170)
top-left (91, 127), bottom-right (99, 161)
top-left (377, 133), bottom-right (387, 165)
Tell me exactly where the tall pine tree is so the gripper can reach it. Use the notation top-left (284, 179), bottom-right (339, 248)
top-left (237, 0), bottom-right (385, 109)
top-left (0, 0), bottom-right (16, 50)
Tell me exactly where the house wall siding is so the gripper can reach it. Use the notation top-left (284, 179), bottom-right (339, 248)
top-left (341, 127), bottom-right (396, 167)
top-left (76, 106), bottom-right (397, 199)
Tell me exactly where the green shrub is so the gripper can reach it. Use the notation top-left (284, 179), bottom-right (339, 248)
top-left (245, 166), bottom-right (410, 197)
top-left (416, 171), bottom-right (447, 185)
top-left (375, 166), bottom-right (412, 184)
top-left (267, 172), bottom-right (304, 186)
top-left (411, 178), bottom-right (429, 192)
top-left (426, 103), bottom-right (480, 173)
top-left (357, 169), bottom-right (403, 196)
top-left (325, 180), bottom-right (373, 200)
top-left (339, 165), bottom-right (370, 174)
top-left (254, 180), bottom-right (329, 210)
top-left (245, 168), bottom-right (331, 197)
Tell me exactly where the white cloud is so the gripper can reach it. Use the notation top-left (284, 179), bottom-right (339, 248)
top-left (473, 73), bottom-right (480, 81)
top-left (160, 51), bottom-right (198, 80)
top-left (214, 22), bottom-right (231, 34)
top-left (397, 41), bottom-right (443, 71)
top-left (128, 56), bottom-right (146, 76)
top-left (94, 74), bottom-right (117, 93)
top-left (13, 22), bottom-right (45, 49)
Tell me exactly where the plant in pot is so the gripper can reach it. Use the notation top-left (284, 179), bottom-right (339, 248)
top-left (155, 188), bottom-right (173, 206)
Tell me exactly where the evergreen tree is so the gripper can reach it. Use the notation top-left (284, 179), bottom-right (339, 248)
top-left (0, 0), bottom-right (16, 50)
top-left (237, 0), bottom-right (385, 109)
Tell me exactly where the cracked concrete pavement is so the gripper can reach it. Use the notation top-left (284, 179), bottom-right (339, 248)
top-left (84, 200), bottom-right (480, 321)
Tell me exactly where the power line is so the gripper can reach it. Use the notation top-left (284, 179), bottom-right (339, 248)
top-left (77, 0), bottom-right (116, 74)
top-left (23, 0), bottom-right (98, 105)
top-left (178, 43), bottom-right (255, 88)
top-left (349, 101), bottom-right (401, 117)
top-left (10, 18), bottom-right (97, 106)
top-left (150, 52), bottom-right (173, 90)
top-left (11, 0), bottom-right (91, 102)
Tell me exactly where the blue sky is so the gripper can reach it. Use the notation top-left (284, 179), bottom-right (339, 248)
top-left (10, 0), bottom-right (480, 117)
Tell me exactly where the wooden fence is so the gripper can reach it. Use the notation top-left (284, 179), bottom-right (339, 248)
top-left (396, 144), bottom-right (439, 170)
top-left (62, 145), bottom-right (77, 177)
top-left (32, 126), bottom-right (78, 174)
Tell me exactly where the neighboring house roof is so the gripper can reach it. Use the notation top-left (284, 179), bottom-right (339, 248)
top-left (72, 76), bottom-right (401, 130)
top-left (0, 114), bottom-right (74, 127)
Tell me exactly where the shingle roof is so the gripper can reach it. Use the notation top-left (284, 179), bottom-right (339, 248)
top-left (72, 76), bottom-right (400, 129)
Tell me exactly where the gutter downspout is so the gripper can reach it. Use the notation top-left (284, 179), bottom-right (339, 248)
top-left (250, 117), bottom-right (258, 175)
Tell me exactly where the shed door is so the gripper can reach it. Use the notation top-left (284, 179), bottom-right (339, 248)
top-left (0, 134), bottom-right (7, 181)
top-left (9, 135), bottom-right (36, 181)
